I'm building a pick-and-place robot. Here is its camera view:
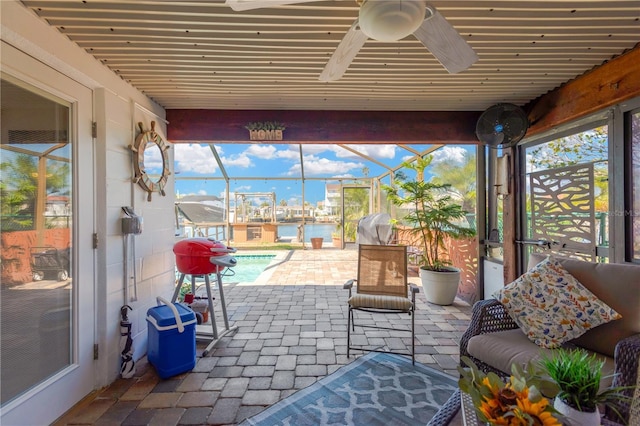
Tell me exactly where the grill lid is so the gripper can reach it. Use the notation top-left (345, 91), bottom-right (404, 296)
top-left (173, 238), bottom-right (237, 274)
top-left (173, 237), bottom-right (228, 257)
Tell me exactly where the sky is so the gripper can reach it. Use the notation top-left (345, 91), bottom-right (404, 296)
top-left (149, 143), bottom-right (475, 207)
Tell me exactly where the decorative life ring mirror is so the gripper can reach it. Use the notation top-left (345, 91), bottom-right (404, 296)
top-left (130, 121), bottom-right (170, 201)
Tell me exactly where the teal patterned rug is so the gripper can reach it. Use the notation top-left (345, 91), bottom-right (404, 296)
top-left (239, 352), bottom-right (460, 426)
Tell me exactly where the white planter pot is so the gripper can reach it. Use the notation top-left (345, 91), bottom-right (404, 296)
top-left (420, 267), bottom-right (460, 305)
top-left (553, 398), bottom-right (600, 426)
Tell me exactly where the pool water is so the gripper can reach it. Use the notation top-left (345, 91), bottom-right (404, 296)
top-left (175, 255), bottom-right (276, 299)
top-left (220, 254), bottom-right (276, 283)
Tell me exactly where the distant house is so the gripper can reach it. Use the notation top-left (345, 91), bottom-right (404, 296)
top-left (324, 183), bottom-right (341, 216)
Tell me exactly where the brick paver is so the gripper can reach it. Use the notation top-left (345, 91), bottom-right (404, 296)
top-left (53, 248), bottom-right (472, 426)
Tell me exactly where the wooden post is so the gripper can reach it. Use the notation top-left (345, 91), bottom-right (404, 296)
top-left (502, 148), bottom-right (518, 284)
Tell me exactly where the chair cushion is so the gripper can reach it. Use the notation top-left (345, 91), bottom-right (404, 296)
top-left (467, 329), bottom-right (614, 391)
top-left (349, 294), bottom-right (412, 311)
top-left (493, 257), bottom-right (621, 348)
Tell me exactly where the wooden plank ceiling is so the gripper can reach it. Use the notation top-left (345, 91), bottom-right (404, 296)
top-left (21, 0), bottom-right (640, 112)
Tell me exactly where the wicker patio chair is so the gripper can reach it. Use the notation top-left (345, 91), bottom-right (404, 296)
top-left (344, 244), bottom-right (419, 363)
top-left (459, 298), bottom-right (640, 425)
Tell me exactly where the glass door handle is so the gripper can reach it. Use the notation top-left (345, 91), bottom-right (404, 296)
top-left (516, 239), bottom-right (557, 248)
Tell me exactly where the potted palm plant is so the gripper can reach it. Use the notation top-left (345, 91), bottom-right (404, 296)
top-left (383, 156), bottom-right (475, 305)
top-left (540, 348), bottom-right (633, 426)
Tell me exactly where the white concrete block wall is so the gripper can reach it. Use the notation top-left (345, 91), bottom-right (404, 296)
top-left (96, 90), bottom-right (176, 385)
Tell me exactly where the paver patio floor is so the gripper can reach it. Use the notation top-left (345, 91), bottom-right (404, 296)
top-left (55, 248), bottom-right (473, 425)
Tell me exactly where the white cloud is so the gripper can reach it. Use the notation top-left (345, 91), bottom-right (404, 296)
top-left (222, 154), bottom-right (252, 168)
top-left (174, 144), bottom-right (218, 174)
top-left (300, 144), bottom-right (331, 155)
top-left (335, 144), bottom-right (396, 160)
top-left (189, 143), bottom-right (254, 169)
top-left (432, 146), bottom-right (467, 165)
top-left (298, 143), bottom-right (397, 161)
top-left (288, 157), bottom-right (364, 176)
top-left (141, 146), bottom-right (164, 173)
top-left (245, 144), bottom-right (277, 159)
top-left (276, 146), bottom-right (303, 160)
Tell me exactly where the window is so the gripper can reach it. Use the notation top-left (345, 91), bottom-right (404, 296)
top-left (630, 109), bottom-right (640, 261)
top-left (524, 125), bottom-right (608, 261)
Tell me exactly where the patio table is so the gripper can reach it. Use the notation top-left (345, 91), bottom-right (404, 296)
top-left (460, 389), bottom-right (482, 426)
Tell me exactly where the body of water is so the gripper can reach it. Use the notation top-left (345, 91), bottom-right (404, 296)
top-left (180, 223), bottom-right (339, 243)
top-left (277, 223), bottom-right (337, 243)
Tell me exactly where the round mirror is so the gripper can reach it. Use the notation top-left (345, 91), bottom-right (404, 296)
top-left (143, 141), bottom-right (164, 180)
top-left (130, 121), bottom-right (170, 201)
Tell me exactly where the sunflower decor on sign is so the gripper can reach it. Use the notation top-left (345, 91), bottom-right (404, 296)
top-left (130, 121), bottom-right (170, 201)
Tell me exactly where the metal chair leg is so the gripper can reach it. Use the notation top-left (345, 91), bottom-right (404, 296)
top-left (346, 306), bottom-right (351, 358)
top-left (411, 308), bottom-right (415, 365)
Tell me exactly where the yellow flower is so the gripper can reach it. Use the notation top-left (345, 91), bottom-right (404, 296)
top-left (478, 382), bottom-right (560, 426)
top-left (482, 376), bottom-right (500, 394)
top-left (458, 357), bottom-right (562, 426)
top-left (478, 399), bottom-right (502, 422)
top-left (516, 397), bottom-right (562, 426)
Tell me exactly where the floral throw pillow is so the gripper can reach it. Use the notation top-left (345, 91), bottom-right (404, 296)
top-left (493, 257), bottom-right (622, 348)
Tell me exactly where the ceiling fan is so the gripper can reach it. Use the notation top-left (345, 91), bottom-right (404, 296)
top-left (225, 0), bottom-right (478, 81)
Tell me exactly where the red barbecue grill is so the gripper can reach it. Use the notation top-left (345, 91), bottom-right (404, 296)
top-left (171, 237), bottom-right (237, 356)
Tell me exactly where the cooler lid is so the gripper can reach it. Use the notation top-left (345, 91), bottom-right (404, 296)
top-left (147, 302), bottom-right (195, 327)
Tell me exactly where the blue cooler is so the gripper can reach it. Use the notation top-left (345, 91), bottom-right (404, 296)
top-left (147, 297), bottom-right (197, 379)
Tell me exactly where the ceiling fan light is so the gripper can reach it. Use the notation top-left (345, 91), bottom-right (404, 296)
top-left (359, 0), bottom-right (426, 42)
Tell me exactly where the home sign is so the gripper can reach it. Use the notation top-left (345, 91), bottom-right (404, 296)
top-left (246, 122), bottom-right (285, 141)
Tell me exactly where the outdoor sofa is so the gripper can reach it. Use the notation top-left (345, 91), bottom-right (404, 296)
top-left (460, 253), bottom-right (640, 425)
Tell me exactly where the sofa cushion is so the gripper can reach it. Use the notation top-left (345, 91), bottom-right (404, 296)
top-left (494, 257), bottom-right (621, 348)
top-left (467, 329), bottom-right (614, 391)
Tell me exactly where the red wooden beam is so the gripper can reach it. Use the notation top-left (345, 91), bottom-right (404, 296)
top-left (166, 109), bottom-right (481, 144)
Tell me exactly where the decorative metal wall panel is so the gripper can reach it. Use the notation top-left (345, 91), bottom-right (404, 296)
top-left (529, 164), bottom-right (595, 261)
top-left (446, 236), bottom-right (479, 306)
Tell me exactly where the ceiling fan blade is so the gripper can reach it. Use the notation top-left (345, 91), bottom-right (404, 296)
top-left (225, 0), bottom-right (320, 12)
top-left (413, 5), bottom-right (478, 74)
top-left (319, 20), bottom-right (368, 82)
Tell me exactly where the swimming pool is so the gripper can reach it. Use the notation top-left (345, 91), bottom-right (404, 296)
top-left (219, 254), bottom-right (276, 283)
top-left (175, 254), bottom-right (276, 295)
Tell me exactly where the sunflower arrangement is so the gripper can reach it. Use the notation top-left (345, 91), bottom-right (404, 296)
top-left (458, 357), bottom-right (561, 426)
